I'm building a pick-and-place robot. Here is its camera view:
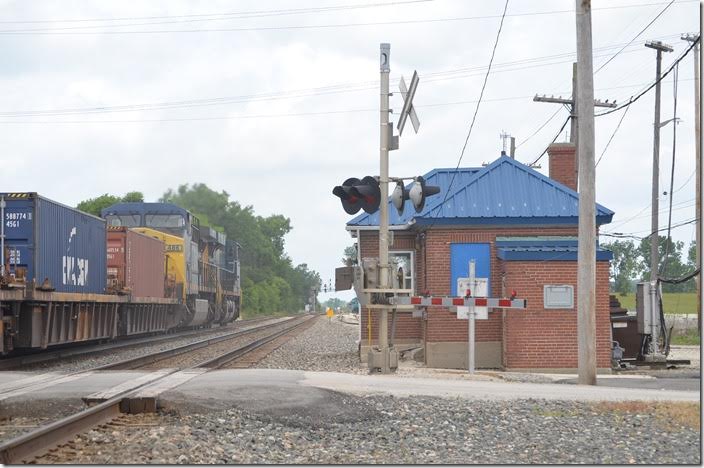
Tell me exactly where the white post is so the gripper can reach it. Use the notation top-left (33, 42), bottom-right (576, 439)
top-left (468, 260), bottom-right (476, 374)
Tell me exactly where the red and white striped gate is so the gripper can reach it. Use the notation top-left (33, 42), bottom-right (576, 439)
top-left (391, 295), bottom-right (527, 309)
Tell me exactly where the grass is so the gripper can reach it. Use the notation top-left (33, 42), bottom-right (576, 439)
top-left (670, 328), bottom-right (701, 346)
top-left (615, 292), bottom-right (697, 315)
top-left (590, 401), bottom-right (700, 431)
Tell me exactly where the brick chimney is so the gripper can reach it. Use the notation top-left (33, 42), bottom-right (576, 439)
top-left (547, 142), bottom-right (577, 191)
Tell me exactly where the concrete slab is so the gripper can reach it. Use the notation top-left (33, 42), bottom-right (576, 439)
top-left (301, 371), bottom-right (700, 402)
top-left (83, 369), bottom-right (176, 405)
top-left (156, 368), bottom-right (699, 411)
top-left (0, 372), bottom-right (45, 388)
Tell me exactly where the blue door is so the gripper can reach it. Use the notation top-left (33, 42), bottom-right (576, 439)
top-left (450, 243), bottom-right (491, 296)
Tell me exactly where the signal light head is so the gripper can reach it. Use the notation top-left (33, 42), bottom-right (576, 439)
top-left (332, 177), bottom-right (363, 214)
top-left (409, 176), bottom-right (441, 213)
top-left (332, 176), bottom-right (381, 215)
top-left (391, 180), bottom-right (408, 215)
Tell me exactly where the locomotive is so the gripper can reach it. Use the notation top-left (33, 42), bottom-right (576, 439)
top-left (0, 193), bottom-right (241, 355)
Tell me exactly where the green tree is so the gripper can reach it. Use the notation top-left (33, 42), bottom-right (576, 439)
top-left (342, 244), bottom-right (358, 266)
top-left (687, 240), bottom-right (697, 266)
top-left (121, 191), bottom-right (144, 202)
top-left (161, 183), bottom-right (321, 314)
top-left (77, 191), bottom-right (145, 217)
top-left (637, 236), bottom-right (694, 292)
top-left (602, 240), bottom-right (639, 295)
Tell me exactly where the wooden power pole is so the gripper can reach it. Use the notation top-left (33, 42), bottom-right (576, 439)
top-left (575, 0), bottom-right (597, 386)
top-left (533, 63), bottom-right (616, 188)
top-left (645, 40), bottom-right (674, 282)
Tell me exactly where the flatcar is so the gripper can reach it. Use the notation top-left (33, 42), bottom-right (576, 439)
top-left (0, 193), bottom-right (241, 355)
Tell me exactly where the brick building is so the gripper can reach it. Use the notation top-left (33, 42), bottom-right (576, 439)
top-left (346, 144), bottom-right (615, 372)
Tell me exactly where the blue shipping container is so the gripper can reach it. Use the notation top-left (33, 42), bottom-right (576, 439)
top-left (1, 193), bottom-right (106, 294)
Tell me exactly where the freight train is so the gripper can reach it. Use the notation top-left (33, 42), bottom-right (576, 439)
top-left (0, 193), bottom-right (241, 355)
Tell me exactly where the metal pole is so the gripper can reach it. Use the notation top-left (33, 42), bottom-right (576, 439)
top-left (646, 41), bottom-right (673, 281)
top-left (379, 43), bottom-right (391, 374)
top-left (575, 0), bottom-right (597, 385)
top-left (682, 34), bottom-right (701, 333)
top-left (571, 62), bottom-right (579, 189)
top-left (651, 49), bottom-right (663, 282)
top-left (468, 260), bottom-right (476, 374)
top-left (696, 40), bottom-right (702, 335)
top-left (509, 137), bottom-right (516, 159)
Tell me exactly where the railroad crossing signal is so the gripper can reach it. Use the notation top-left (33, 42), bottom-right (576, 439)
top-left (390, 176), bottom-right (440, 215)
top-left (397, 71), bottom-right (420, 136)
top-left (408, 176), bottom-right (440, 213)
top-left (332, 176), bottom-right (381, 215)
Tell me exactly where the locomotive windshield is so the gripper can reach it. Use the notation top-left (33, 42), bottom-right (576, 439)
top-left (145, 214), bottom-right (185, 229)
top-left (105, 214), bottom-right (141, 227)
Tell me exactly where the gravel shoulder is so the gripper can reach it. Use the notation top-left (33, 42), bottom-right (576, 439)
top-left (31, 396), bottom-right (700, 464)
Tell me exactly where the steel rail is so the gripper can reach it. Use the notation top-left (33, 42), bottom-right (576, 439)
top-left (94, 317), bottom-right (295, 370)
top-left (197, 315), bottom-right (316, 369)
top-left (0, 314), bottom-right (317, 463)
top-left (0, 319), bottom-right (293, 397)
top-left (0, 315), bottom-right (280, 370)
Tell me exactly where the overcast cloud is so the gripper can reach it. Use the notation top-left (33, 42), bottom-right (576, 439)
top-left (0, 0), bottom-right (699, 302)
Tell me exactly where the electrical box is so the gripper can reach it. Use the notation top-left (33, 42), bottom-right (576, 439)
top-left (335, 266), bottom-right (354, 291)
top-left (636, 281), bottom-right (656, 334)
top-left (543, 285), bottom-right (574, 309)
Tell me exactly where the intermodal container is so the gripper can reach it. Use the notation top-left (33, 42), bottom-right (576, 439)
top-left (107, 227), bottom-right (165, 298)
top-left (0, 192), bottom-right (106, 294)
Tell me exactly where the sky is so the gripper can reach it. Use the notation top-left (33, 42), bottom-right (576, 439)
top-left (0, 0), bottom-right (700, 303)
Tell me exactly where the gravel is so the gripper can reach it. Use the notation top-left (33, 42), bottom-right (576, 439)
top-left (256, 316), bottom-right (365, 373)
top-left (32, 396), bottom-right (701, 464)
top-left (14, 318), bottom-right (292, 374)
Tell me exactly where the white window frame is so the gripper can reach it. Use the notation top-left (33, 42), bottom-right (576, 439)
top-left (390, 250), bottom-right (415, 293)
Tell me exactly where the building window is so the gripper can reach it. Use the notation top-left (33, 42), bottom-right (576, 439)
top-left (390, 251), bottom-right (414, 292)
top-left (544, 285), bottom-right (574, 309)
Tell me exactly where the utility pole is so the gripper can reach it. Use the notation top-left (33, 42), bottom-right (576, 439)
top-left (645, 40), bottom-right (674, 282)
top-left (575, 0), bottom-right (597, 386)
top-left (534, 62), bottom-right (616, 187)
top-left (681, 33), bottom-right (701, 333)
top-left (378, 43), bottom-right (392, 374)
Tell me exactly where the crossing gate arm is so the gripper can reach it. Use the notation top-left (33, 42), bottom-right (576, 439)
top-left (391, 296), bottom-right (527, 309)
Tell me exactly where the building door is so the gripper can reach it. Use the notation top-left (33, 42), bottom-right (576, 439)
top-left (450, 243), bottom-right (491, 296)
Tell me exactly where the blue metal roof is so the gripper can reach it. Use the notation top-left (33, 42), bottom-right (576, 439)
top-left (347, 155), bottom-right (614, 228)
top-left (496, 237), bottom-right (613, 261)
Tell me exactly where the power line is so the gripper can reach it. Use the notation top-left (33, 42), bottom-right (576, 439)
top-left (596, 36), bottom-right (700, 116)
top-left (515, 108), bottom-right (563, 148)
top-left (660, 62), bottom-right (680, 275)
top-left (0, 34), bottom-right (677, 118)
top-left (527, 116), bottom-right (571, 166)
top-left (0, 1), bottom-right (695, 35)
top-left (2, 0), bottom-right (687, 25)
top-left (0, 74), bottom-right (693, 125)
top-left (425, 0), bottom-right (508, 224)
top-left (0, 0), bottom-right (433, 24)
top-left (600, 217), bottom-right (697, 239)
top-left (595, 105), bottom-right (631, 167)
top-left (593, 0), bottom-right (676, 74)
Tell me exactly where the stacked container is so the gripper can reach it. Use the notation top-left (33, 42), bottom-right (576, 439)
top-left (107, 227), bottom-right (166, 298)
top-left (0, 193), bottom-right (106, 294)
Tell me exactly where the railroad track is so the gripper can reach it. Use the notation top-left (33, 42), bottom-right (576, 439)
top-left (0, 315), bottom-right (282, 371)
top-left (0, 314), bottom-right (317, 464)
